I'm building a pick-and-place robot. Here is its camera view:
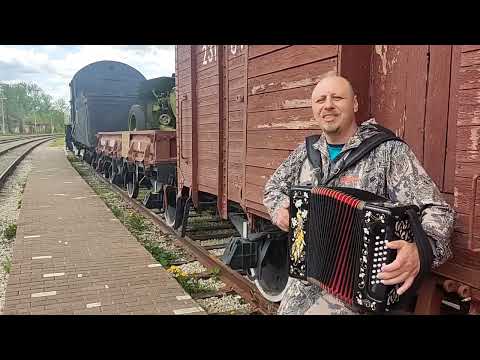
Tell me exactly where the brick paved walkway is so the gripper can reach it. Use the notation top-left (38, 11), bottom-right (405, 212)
top-left (3, 144), bottom-right (205, 315)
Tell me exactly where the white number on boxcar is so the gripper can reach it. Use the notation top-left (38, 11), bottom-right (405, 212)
top-left (202, 45), bottom-right (217, 65)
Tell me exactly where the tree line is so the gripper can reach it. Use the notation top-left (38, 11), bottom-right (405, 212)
top-left (0, 82), bottom-right (69, 134)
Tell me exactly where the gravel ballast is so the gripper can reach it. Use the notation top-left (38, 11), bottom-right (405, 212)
top-left (0, 154), bottom-right (33, 314)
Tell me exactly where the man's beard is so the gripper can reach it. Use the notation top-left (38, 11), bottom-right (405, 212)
top-left (322, 122), bottom-right (341, 134)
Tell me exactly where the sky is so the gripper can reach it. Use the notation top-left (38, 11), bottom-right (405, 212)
top-left (0, 45), bottom-right (175, 102)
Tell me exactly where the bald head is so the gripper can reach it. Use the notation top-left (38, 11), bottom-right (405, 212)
top-left (311, 74), bottom-right (359, 143)
top-left (312, 75), bottom-right (355, 100)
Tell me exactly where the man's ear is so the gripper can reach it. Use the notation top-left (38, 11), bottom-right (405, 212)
top-left (353, 95), bottom-right (359, 113)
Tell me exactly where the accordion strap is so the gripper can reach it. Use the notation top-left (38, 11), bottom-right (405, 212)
top-left (403, 208), bottom-right (434, 298)
top-left (305, 125), bottom-right (404, 186)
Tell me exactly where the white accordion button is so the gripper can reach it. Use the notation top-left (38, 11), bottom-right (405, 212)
top-left (375, 247), bottom-right (378, 251)
top-left (381, 229), bottom-right (385, 233)
top-left (383, 257), bottom-right (387, 261)
top-left (383, 251), bottom-right (387, 255)
top-left (371, 281), bottom-right (375, 285)
top-left (376, 280), bottom-right (380, 284)
top-left (375, 242), bottom-right (379, 245)
top-left (376, 236), bottom-right (380, 240)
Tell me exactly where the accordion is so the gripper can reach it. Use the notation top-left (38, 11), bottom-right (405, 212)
top-left (288, 185), bottom-right (421, 313)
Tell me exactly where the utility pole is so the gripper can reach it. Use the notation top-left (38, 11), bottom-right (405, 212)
top-left (50, 117), bottom-right (54, 134)
top-left (0, 95), bottom-right (6, 135)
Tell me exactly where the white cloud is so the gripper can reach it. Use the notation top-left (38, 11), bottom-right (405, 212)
top-left (0, 45), bottom-right (175, 102)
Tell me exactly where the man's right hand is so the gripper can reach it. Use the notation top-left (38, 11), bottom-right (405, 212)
top-left (274, 207), bottom-right (290, 232)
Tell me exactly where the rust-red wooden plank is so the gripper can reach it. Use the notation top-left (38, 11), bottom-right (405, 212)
top-left (458, 104), bottom-right (480, 126)
top-left (455, 213), bottom-right (480, 234)
top-left (461, 45), bottom-right (480, 53)
top-left (228, 76), bottom-right (245, 92)
top-left (197, 85), bottom-right (220, 98)
top-left (456, 126), bottom-right (480, 151)
top-left (247, 59), bottom-right (337, 96)
top-left (456, 162), bottom-right (480, 179)
top-left (197, 104), bottom-right (220, 116)
top-left (458, 88), bottom-right (480, 105)
top-left (370, 45), bottom-right (408, 134)
top-left (246, 148), bottom-right (290, 170)
top-left (196, 75), bottom-right (219, 90)
top-left (248, 85), bottom-right (314, 113)
top-left (228, 110), bottom-right (243, 122)
top-left (248, 45), bottom-right (290, 59)
top-left (246, 166), bottom-right (275, 187)
top-left (454, 192), bottom-right (480, 216)
top-left (198, 171), bottom-right (218, 183)
top-left (228, 53), bottom-right (245, 70)
top-left (229, 120), bottom-right (243, 132)
top-left (228, 131), bottom-right (242, 142)
top-left (228, 140), bottom-right (243, 153)
top-left (228, 66), bottom-right (244, 81)
top-left (423, 45), bottom-right (452, 190)
top-left (248, 45), bottom-right (338, 78)
top-left (435, 259), bottom-right (480, 289)
top-left (247, 107), bottom-right (318, 131)
top-left (247, 129), bottom-right (318, 151)
top-left (198, 184), bottom-right (218, 196)
top-left (245, 200), bottom-right (269, 217)
top-left (197, 64), bottom-right (219, 81)
top-left (457, 150), bottom-right (480, 162)
top-left (403, 45), bottom-right (429, 163)
top-left (196, 95), bottom-right (219, 109)
top-left (229, 151), bottom-right (243, 165)
top-left (228, 182), bottom-right (241, 203)
top-left (444, 46), bottom-right (461, 193)
top-left (245, 182), bottom-right (265, 204)
top-left (182, 141), bottom-right (219, 153)
top-left (459, 66), bottom-right (480, 90)
top-left (460, 49), bottom-right (480, 66)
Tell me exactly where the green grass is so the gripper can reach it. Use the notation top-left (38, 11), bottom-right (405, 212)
top-left (2, 257), bottom-right (11, 274)
top-left (49, 136), bottom-right (65, 148)
top-left (3, 224), bottom-right (17, 241)
top-left (144, 241), bottom-right (178, 267)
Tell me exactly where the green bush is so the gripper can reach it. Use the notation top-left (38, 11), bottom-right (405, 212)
top-left (3, 224), bottom-right (17, 240)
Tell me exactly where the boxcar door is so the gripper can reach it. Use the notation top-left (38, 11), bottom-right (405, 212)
top-left (370, 45), bottom-right (456, 203)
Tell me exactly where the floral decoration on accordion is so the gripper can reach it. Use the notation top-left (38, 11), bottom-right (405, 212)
top-left (289, 190), bottom-right (309, 277)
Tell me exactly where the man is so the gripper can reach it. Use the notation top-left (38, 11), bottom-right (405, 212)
top-left (263, 74), bottom-right (455, 315)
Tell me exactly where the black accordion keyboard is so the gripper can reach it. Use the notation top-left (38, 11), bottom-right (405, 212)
top-left (288, 186), bottom-right (419, 313)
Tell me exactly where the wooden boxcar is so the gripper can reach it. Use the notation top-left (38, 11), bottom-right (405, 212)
top-left (175, 45), bottom-right (480, 314)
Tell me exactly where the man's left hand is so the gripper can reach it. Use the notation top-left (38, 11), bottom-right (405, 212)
top-left (377, 240), bottom-right (420, 295)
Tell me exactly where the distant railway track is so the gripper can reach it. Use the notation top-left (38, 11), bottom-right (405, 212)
top-left (0, 136), bottom-right (55, 188)
top-left (73, 152), bottom-right (279, 315)
top-left (0, 134), bottom-right (53, 145)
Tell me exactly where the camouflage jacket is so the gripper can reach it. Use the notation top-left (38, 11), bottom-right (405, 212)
top-left (263, 118), bottom-right (455, 315)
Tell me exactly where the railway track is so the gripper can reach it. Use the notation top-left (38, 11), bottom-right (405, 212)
top-left (70, 152), bottom-right (279, 315)
top-left (0, 136), bottom-right (55, 188)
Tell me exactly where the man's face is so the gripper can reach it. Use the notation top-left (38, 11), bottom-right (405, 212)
top-left (311, 76), bottom-right (358, 136)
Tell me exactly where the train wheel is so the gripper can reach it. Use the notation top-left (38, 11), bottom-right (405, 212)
top-left (108, 162), bottom-right (117, 184)
top-left (250, 236), bottom-right (292, 303)
top-left (126, 171), bottom-right (139, 198)
top-left (102, 161), bottom-right (111, 179)
top-left (164, 186), bottom-right (184, 229)
top-left (90, 153), bottom-right (97, 169)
